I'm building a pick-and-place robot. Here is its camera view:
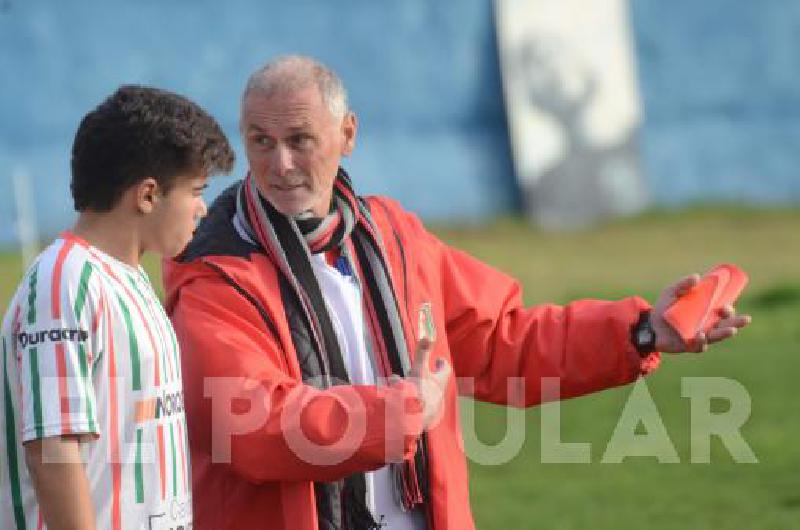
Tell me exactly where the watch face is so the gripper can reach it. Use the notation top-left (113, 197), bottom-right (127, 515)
top-left (638, 327), bottom-right (654, 345)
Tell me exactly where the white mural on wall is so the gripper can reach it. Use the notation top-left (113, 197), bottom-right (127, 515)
top-left (495, 0), bottom-right (649, 228)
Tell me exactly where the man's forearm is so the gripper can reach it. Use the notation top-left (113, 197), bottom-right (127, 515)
top-left (24, 436), bottom-right (97, 530)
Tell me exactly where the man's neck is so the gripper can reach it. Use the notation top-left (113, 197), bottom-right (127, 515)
top-left (71, 210), bottom-right (142, 268)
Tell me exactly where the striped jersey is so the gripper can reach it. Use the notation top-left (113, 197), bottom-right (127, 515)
top-left (1, 232), bottom-right (192, 530)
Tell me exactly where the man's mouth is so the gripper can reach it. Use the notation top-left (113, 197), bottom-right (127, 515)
top-left (272, 184), bottom-right (305, 191)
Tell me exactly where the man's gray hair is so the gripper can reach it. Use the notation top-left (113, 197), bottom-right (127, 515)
top-left (242, 55), bottom-right (349, 120)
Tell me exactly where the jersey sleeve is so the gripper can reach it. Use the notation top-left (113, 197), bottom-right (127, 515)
top-left (15, 252), bottom-right (102, 443)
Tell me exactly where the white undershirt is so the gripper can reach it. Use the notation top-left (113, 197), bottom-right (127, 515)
top-left (311, 253), bottom-right (427, 530)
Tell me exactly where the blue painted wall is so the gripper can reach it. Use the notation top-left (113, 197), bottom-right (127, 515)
top-left (631, 0), bottom-right (800, 204)
top-left (0, 0), bottom-right (798, 246)
top-left (0, 0), bottom-right (517, 244)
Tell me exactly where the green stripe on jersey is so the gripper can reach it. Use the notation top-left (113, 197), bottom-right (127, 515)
top-left (29, 348), bottom-right (44, 439)
top-left (116, 295), bottom-right (141, 391)
top-left (74, 262), bottom-right (96, 432)
top-left (74, 260), bottom-right (97, 432)
top-left (73, 261), bottom-right (94, 319)
top-left (135, 428), bottom-right (144, 503)
top-left (126, 274), bottom-right (147, 303)
top-left (77, 343), bottom-right (96, 433)
top-left (182, 423), bottom-right (191, 491)
top-left (26, 264), bottom-right (38, 324)
top-left (4, 339), bottom-right (27, 530)
top-left (170, 423), bottom-right (177, 497)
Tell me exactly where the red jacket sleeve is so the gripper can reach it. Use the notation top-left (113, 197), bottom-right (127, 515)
top-left (370, 198), bottom-right (662, 408)
top-left (438, 243), bottom-right (661, 406)
top-left (171, 271), bottom-right (425, 484)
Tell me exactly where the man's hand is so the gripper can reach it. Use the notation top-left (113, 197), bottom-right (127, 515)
top-left (651, 273), bottom-right (752, 353)
top-left (24, 435), bottom-right (97, 530)
top-left (408, 337), bottom-right (451, 428)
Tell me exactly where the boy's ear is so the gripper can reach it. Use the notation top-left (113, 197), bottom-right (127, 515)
top-left (135, 178), bottom-right (160, 214)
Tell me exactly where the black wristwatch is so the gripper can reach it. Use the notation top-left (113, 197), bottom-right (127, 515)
top-left (631, 310), bottom-right (657, 357)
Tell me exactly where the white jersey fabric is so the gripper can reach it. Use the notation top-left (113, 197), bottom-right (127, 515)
top-left (1, 232), bottom-right (191, 530)
top-left (311, 253), bottom-right (427, 530)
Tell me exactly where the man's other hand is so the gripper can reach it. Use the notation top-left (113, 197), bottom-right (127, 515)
top-left (651, 273), bottom-right (752, 353)
top-left (408, 337), bottom-right (451, 428)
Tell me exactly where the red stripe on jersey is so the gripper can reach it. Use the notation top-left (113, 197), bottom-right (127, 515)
top-left (50, 236), bottom-right (77, 434)
top-left (104, 292), bottom-right (122, 530)
top-left (54, 342), bottom-right (72, 435)
top-left (157, 424), bottom-right (167, 500)
top-left (146, 301), bottom-right (173, 384)
top-left (60, 231), bottom-right (90, 249)
top-left (91, 291), bottom-right (104, 335)
top-left (177, 421), bottom-right (188, 493)
top-left (50, 238), bottom-right (76, 320)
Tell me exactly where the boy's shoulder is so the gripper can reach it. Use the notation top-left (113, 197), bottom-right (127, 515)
top-left (13, 236), bottom-right (102, 312)
top-left (29, 235), bottom-right (98, 284)
top-left (2, 237), bottom-right (86, 332)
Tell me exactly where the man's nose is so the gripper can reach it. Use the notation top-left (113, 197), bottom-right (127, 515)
top-left (197, 198), bottom-right (208, 219)
top-left (269, 144), bottom-right (294, 177)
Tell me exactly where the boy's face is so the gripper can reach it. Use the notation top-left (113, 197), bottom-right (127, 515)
top-left (144, 173), bottom-right (208, 258)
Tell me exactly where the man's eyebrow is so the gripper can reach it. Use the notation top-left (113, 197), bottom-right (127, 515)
top-left (245, 124), bottom-right (311, 133)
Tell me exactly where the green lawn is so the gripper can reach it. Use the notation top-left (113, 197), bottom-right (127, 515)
top-left (436, 207), bottom-right (800, 530)
top-left (1, 206), bottom-right (798, 529)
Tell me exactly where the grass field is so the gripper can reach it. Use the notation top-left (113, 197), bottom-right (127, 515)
top-left (2, 206), bottom-right (798, 529)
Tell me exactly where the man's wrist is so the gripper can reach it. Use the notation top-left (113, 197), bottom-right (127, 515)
top-left (631, 310), bottom-right (657, 357)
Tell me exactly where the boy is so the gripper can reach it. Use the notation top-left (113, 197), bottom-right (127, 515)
top-left (1, 85), bottom-right (234, 529)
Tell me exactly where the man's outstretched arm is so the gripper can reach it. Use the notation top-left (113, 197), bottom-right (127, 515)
top-left (385, 203), bottom-right (750, 406)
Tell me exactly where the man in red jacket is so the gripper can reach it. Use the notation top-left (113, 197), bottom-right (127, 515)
top-left (163, 55), bottom-right (750, 530)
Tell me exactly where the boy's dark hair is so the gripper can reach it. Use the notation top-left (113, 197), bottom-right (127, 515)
top-left (70, 85), bottom-right (235, 212)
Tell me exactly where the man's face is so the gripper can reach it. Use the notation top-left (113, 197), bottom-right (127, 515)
top-left (241, 86), bottom-right (356, 217)
top-left (145, 173), bottom-right (208, 258)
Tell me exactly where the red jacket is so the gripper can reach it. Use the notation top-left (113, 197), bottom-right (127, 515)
top-left (164, 189), bottom-right (660, 530)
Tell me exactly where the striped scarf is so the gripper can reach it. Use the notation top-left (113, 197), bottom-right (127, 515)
top-left (234, 168), bottom-right (429, 530)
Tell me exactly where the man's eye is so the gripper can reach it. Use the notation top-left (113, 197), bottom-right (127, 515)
top-left (291, 134), bottom-right (314, 149)
top-left (252, 135), bottom-right (271, 147)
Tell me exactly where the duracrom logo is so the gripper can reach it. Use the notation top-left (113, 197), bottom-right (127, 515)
top-left (17, 328), bottom-right (89, 348)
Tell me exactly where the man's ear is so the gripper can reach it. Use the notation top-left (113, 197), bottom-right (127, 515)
top-left (135, 178), bottom-right (160, 214)
top-left (340, 111), bottom-right (358, 157)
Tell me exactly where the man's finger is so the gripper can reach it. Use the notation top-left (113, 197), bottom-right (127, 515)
top-left (415, 337), bottom-right (433, 356)
top-left (692, 332), bottom-right (708, 353)
top-left (707, 326), bottom-right (737, 344)
top-left (412, 337), bottom-right (434, 376)
top-left (659, 273), bottom-right (700, 309)
top-left (674, 273), bottom-right (700, 298)
top-left (717, 304), bottom-right (735, 319)
top-left (714, 314), bottom-right (751, 331)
